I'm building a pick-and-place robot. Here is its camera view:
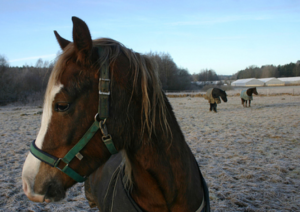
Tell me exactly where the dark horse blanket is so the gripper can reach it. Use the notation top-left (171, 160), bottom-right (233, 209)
top-left (205, 88), bottom-right (221, 104)
top-left (85, 153), bottom-right (142, 212)
top-left (85, 152), bottom-right (210, 212)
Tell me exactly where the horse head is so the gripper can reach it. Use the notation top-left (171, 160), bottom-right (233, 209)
top-left (253, 87), bottom-right (258, 95)
top-left (220, 89), bottom-right (228, 102)
top-left (22, 17), bottom-right (160, 203)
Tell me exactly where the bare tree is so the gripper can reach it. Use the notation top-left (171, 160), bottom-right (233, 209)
top-left (0, 54), bottom-right (9, 69)
top-left (146, 52), bottom-right (192, 91)
top-left (261, 65), bottom-right (277, 78)
top-left (195, 69), bottom-right (219, 81)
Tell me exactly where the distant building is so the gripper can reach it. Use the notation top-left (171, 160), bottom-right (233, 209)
top-left (193, 81), bottom-right (221, 85)
top-left (258, 78), bottom-right (284, 86)
top-left (278, 77), bottom-right (300, 85)
top-left (231, 78), bottom-right (264, 87)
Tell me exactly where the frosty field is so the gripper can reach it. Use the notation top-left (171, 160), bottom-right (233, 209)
top-left (0, 94), bottom-right (299, 211)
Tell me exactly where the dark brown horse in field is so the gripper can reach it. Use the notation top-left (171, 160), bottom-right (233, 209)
top-left (205, 88), bottom-right (227, 112)
top-left (22, 17), bottom-right (210, 212)
top-left (240, 87), bottom-right (258, 107)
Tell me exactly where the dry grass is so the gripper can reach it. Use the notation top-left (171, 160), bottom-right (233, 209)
top-left (166, 86), bottom-right (300, 98)
top-left (172, 95), bottom-right (300, 211)
top-left (0, 93), bottom-right (299, 211)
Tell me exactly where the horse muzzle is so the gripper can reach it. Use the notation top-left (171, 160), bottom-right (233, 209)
top-left (23, 178), bottom-right (66, 202)
top-left (22, 179), bottom-right (46, 202)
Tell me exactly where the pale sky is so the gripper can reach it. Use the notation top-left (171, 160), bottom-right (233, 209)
top-left (1, 0), bottom-right (300, 75)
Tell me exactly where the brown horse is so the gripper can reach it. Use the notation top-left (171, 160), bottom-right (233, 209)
top-left (205, 88), bottom-right (227, 113)
top-left (22, 17), bottom-right (210, 212)
top-left (240, 87), bottom-right (258, 107)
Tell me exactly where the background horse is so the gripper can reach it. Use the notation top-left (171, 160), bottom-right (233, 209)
top-left (240, 87), bottom-right (258, 107)
top-left (22, 17), bottom-right (210, 211)
top-left (204, 88), bottom-right (227, 112)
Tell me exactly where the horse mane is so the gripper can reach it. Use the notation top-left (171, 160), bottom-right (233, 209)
top-left (94, 38), bottom-right (171, 140)
top-left (212, 87), bottom-right (226, 98)
top-left (247, 87), bottom-right (256, 96)
top-left (49, 38), bottom-right (170, 141)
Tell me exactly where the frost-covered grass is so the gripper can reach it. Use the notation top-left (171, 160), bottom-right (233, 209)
top-left (0, 95), bottom-right (299, 211)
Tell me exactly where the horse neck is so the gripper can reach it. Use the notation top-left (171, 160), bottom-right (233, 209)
top-left (126, 97), bottom-right (203, 211)
top-left (213, 89), bottom-right (224, 98)
top-left (212, 88), bottom-right (219, 98)
top-left (247, 89), bottom-right (253, 96)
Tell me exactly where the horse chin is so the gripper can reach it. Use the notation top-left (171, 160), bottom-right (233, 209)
top-left (24, 192), bottom-right (46, 203)
top-left (24, 184), bottom-right (66, 203)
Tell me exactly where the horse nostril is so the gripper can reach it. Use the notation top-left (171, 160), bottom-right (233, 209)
top-left (44, 183), bottom-right (66, 202)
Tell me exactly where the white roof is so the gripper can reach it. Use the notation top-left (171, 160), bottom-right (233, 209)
top-left (277, 77), bottom-right (300, 82)
top-left (232, 78), bottom-right (255, 84)
top-left (258, 78), bottom-right (284, 83)
top-left (258, 78), bottom-right (276, 82)
top-left (231, 78), bottom-right (265, 86)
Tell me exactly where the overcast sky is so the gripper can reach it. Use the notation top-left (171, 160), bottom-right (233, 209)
top-left (1, 0), bottom-right (299, 75)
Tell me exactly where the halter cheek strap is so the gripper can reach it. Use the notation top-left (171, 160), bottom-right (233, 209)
top-left (29, 46), bottom-right (117, 182)
top-left (30, 120), bottom-right (100, 182)
top-left (97, 47), bottom-right (118, 154)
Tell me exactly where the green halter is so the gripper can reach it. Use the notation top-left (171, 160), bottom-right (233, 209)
top-left (30, 47), bottom-right (118, 182)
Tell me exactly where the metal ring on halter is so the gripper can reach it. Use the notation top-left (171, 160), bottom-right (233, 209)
top-left (94, 113), bottom-right (99, 122)
top-left (99, 119), bottom-right (108, 136)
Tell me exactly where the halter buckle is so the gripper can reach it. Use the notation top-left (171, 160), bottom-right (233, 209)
top-left (99, 119), bottom-right (108, 136)
top-left (99, 91), bottom-right (110, 95)
top-left (54, 158), bottom-right (69, 170)
top-left (102, 134), bottom-right (112, 142)
top-left (94, 113), bottom-right (99, 122)
top-left (99, 78), bottom-right (110, 95)
top-left (99, 78), bottom-right (110, 82)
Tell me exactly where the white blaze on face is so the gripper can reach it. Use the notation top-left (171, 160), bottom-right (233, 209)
top-left (22, 83), bottom-right (63, 201)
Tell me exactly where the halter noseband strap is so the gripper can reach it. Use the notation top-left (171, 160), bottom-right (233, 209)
top-left (30, 119), bottom-right (100, 182)
top-left (29, 47), bottom-right (117, 182)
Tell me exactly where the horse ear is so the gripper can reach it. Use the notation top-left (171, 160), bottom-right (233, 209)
top-left (72, 16), bottom-right (93, 63)
top-left (54, 31), bottom-right (71, 50)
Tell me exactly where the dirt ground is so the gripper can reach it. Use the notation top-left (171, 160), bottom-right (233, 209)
top-left (0, 95), bottom-right (299, 211)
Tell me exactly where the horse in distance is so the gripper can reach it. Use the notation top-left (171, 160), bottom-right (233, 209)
top-left (204, 88), bottom-right (227, 112)
top-left (240, 87), bottom-right (258, 107)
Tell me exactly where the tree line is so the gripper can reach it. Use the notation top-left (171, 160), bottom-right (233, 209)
top-left (192, 69), bottom-right (219, 82)
top-left (2, 52), bottom-right (298, 105)
top-left (1, 53), bottom-right (204, 105)
top-left (146, 52), bottom-right (194, 91)
top-left (0, 55), bottom-right (54, 105)
top-left (2, 51), bottom-right (223, 105)
top-left (233, 61), bottom-right (300, 79)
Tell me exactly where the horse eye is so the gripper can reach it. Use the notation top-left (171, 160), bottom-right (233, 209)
top-left (55, 103), bottom-right (70, 112)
